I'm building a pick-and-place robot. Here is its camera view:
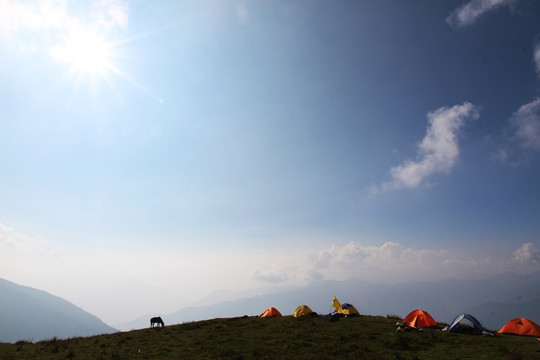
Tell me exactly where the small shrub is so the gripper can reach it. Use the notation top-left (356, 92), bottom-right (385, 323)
top-left (43, 338), bottom-right (60, 354)
top-left (15, 340), bottom-right (32, 345)
top-left (43, 336), bottom-right (58, 344)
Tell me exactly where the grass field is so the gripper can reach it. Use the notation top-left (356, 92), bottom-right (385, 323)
top-left (1, 315), bottom-right (540, 359)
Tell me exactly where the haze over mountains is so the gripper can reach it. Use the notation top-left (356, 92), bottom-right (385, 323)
top-left (0, 278), bottom-right (116, 343)
top-left (118, 271), bottom-right (540, 331)
top-left (2, 272), bottom-right (539, 343)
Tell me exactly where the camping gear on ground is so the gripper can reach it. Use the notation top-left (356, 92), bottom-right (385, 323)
top-left (260, 307), bottom-right (282, 317)
top-left (293, 305), bottom-right (315, 317)
top-left (498, 318), bottom-right (540, 337)
top-left (403, 309), bottom-right (437, 329)
top-left (446, 314), bottom-right (485, 334)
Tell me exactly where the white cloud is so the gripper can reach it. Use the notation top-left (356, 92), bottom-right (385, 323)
top-left (510, 97), bottom-right (540, 151)
top-left (93, 0), bottom-right (129, 28)
top-left (0, 0), bottom-right (42, 37)
top-left (253, 270), bottom-right (289, 283)
top-left (372, 102), bottom-right (479, 194)
top-left (254, 241), bottom-right (503, 285)
top-left (493, 148), bottom-right (509, 163)
top-left (446, 0), bottom-right (516, 28)
top-left (0, 0), bottom-right (128, 38)
top-left (513, 242), bottom-right (540, 264)
top-left (235, 3), bottom-right (249, 24)
top-left (0, 223), bottom-right (51, 257)
top-left (311, 241), bottom-right (451, 273)
top-left (534, 40), bottom-right (540, 76)
top-left (255, 241), bottom-right (540, 286)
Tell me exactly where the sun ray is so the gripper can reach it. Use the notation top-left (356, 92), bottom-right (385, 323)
top-left (49, 24), bottom-right (165, 104)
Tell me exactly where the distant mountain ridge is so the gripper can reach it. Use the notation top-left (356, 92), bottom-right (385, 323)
top-left (117, 271), bottom-right (540, 331)
top-left (0, 278), bottom-right (116, 343)
top-left (464, 298), bottom-right (540, 330)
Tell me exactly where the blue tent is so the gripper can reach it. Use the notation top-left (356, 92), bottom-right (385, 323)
top-left (448, 314), bottom-right (484, 334)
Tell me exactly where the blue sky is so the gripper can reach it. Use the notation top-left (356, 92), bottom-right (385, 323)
top-left (1, 0), bottom-right (540, 325)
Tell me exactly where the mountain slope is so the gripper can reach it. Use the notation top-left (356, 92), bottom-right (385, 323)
top-left (0, 278), bottom-right (116, 343)
top-left (14, 314), bottom-right (540, 360)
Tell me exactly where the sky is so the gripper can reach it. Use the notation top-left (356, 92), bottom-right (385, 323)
top-left (1, 0), bottom-right (540, 326)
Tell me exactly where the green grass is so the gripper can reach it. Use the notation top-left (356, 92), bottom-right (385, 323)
top-left (1, 315), bottom-right (540, 359)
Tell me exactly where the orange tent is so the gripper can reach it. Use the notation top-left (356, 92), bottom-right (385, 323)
top-left (403, 309), bottom-right (437, 328)
top-left (260, 307), bottom-right (282, 317)
top-left (498, 318), bottom-right (540, 337)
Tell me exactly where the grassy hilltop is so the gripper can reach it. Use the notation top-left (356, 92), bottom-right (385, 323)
top-left (1, 315), bottom-right (540, 360)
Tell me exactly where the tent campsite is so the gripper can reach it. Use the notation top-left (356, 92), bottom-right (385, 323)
top-left (498, 318), bottom-right (540, 337)
top-left (403, 309), bottom-right (437, 329)
top-left (447, 314), bottom-right (485, 334)
top-left (331, 296), bottom-right (360, 316)
top-left (293, 305), bottom-right (315, 318)
top-left (260, 307), bottom-right (282, 318)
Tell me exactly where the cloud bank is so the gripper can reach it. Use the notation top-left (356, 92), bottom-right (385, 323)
top-left (372, 102), bottom-right (479, 194)
top-left (514, 242), bottom-right (540, 264)
top-left (3, 223), bottom-right (539, 323)
top-left (254, 240), bottom-right (540, 285)
top-left (446, 0), bottom-right (516, 28)
top-left (300, 241), bottom-right (481, 283)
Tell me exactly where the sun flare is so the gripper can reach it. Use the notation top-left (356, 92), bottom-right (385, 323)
top-left (47, 24), bottom-right (162, 102)
top-left (50, 27), bottom-right (113, 76)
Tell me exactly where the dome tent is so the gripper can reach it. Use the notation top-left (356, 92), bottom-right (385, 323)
top-left (447, 314), bottom-right (485, 334)
top-left (498, 318), bottom-right (540, 337)
top-left (293, 305), bottom-right (315, 317)
top-left (260, 307), bottom-right (282, 317)
top-left (331, 296), bottom-right (360, 316)
top-left (339, 303), bottom-right (360, 316)
top-left (403, 309), bottom-right (437, 329)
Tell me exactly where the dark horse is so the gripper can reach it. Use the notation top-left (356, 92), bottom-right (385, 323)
top-left (150, 316), bottom-right (164, 327)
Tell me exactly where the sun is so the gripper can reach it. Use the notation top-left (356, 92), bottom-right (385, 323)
top-left (50, 27), bottom-right (113, 77)
top-left (47, 25), bottom-right (164, 103)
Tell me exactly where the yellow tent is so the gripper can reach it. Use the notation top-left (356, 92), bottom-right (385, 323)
top-left (338, 303), bottom-right (360, 315)
top-left (293, 305), bottom-right (314, 317)
top-left (332, 296), bottom-right (360, 316)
